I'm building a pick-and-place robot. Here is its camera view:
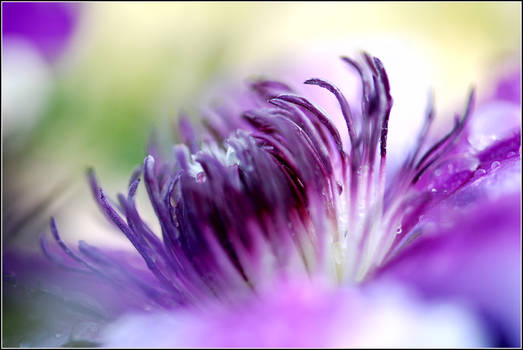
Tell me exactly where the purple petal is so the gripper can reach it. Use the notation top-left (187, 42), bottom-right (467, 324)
top-left (375, 192), bottom-right (521, 346)
top-left (494, 69), bottom-right (521, 104)
top-left (3, 249), bottom-right (165, 346)
top-left (102, 279), bottom-right (489, 347)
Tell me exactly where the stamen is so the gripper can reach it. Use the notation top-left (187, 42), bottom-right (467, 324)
top-left (250, 79), bottom-right (293, 101)
top-left (406, 90), bottom-right (435, 169)
top-left (304, 78), bottom-right (357, 148)
top-left (272, 94), bottom-right (347, 166)
top-left (39, 235), bottom-right (89, 273)
top-left (40, 54), bottom-right (490, 307)
top-left (412, 89), bottom-right (475, 183)
top-left (178, 115), bottom-right (199, 154)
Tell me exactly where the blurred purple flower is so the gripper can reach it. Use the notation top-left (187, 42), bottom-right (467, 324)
top-left (6, 53), bottom-right (521, 347)
top-left (2, 2), bottom-right (80, 61)
top-left (495, 69), bottom-right (521, 104)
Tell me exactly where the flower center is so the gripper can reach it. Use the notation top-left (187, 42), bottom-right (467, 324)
top-left (41, 53), bottom-right (479, 307)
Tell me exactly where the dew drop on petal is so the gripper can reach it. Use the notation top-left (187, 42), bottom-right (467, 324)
top-left (491, 161), bottom-right (500, 170)
top-left (467, 101), bottom-right (520, 151)
top-left (396, 227), bottom-right (402, 234)
top-left (474, 168), bottom-right (487, 177)
top-left (430, 155), bottom-right (478, 183)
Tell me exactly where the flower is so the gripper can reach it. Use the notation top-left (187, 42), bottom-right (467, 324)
top-left (2, 2), bottom-right (81, 145)
top-left (2, 2), bottom-right (80, 62)
top-left (5, 53), bottom-right (521, 347)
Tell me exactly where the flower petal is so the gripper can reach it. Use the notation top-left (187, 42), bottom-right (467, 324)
top-left (493, 69), bottom-right (521, 104)
top-left (102, 278), bottom-right (489, 347)
top-left (376, 189), bottom-right (521, 346)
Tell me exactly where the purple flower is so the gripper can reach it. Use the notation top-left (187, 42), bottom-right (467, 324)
top-left (2, 2), bottom-right (80, 62)
top-left (7, 53), bottom-right (521, 347)
top-left (2, 2), bottom-right (82, 142)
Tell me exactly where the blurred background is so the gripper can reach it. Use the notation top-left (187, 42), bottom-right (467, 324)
top-left (1, 2), bottom-right (521, 347)
top-left (2, 0), bottom-right (521, 250)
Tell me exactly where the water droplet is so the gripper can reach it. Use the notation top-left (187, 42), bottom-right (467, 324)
top-left (430, 156), bottom-right (478, 188)
top-left (396, 227), bottom-right (402, 234)
top-left (506, 151), bottom-right (517, 158)
top-left (431, 188), bottom-right (437, 193)
top-left (196, 172), bottom-right (206, 183)
top-left (491, 161), bottom-right (500, 170)
top-left (467, 102), bottom-right (520, 151)
top-left (474, 168), bottom-right (487, 177)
